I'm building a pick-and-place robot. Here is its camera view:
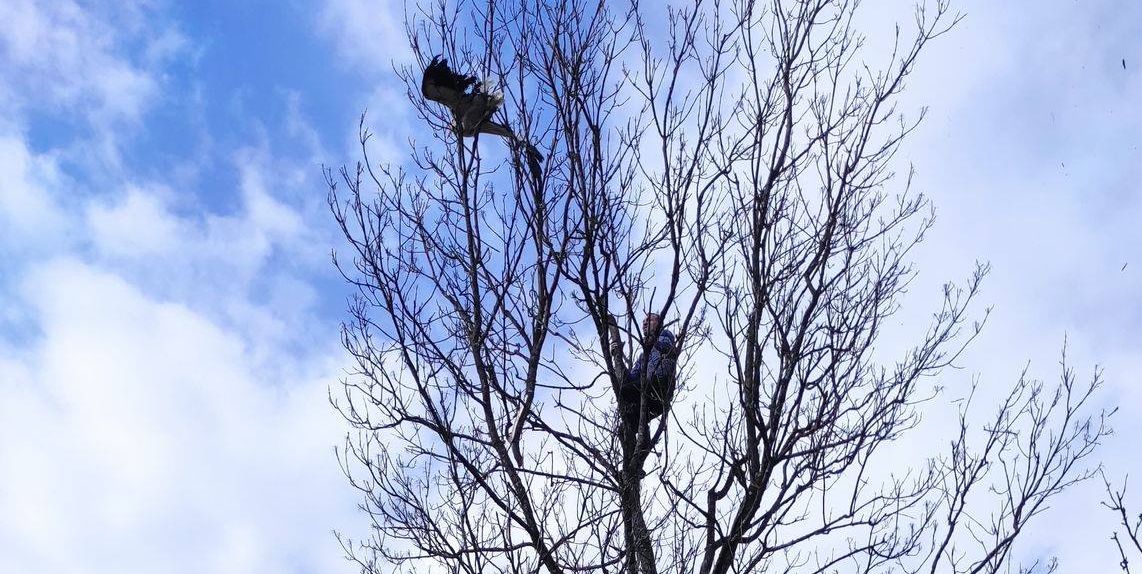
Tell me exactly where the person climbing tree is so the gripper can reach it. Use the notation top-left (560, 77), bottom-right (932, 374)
top-left (609, 313), bottom-right (678, 439)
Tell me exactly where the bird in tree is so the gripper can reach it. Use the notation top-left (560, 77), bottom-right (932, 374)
top-left (421, 55), bottom-right (543, 183)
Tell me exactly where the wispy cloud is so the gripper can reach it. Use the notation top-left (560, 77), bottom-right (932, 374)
top-left (0, 2), bottom-right (363, 573)
top-left (0, 136), bottom-right (70, 253)
top-left (317, 0), bottom-right (411, 74)
top-left (0, 0), bottom-right (183, 128)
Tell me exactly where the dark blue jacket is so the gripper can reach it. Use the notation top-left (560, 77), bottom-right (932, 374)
top-left (622, 330), bottom-right (677, 419)
top-left (627, 329), bottom-right (676, 385)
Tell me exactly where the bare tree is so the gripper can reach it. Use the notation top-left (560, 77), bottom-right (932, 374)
top-left (1102, 471), bottom-right (1142, 572)
top-left (326, 1), bottom-right (1112, 573)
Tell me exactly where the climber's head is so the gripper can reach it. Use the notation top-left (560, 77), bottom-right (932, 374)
top-left (643, 313), bottom-right (661, 338)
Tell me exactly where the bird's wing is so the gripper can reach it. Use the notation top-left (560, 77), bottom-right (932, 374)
top-left (421, 56), bottom-right (476, 107)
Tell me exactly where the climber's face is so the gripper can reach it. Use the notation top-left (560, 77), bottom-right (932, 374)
top-left (643, 313), bottom-right (661, 337)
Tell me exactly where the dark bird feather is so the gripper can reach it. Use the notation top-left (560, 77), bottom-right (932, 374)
top-left (421, 56), bottom-right (478, 105)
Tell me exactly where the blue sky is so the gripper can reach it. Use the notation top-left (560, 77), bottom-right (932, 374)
top-left (0, 1), bottom-right (1138, 573)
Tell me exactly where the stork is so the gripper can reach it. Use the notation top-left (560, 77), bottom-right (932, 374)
top-left (421, 55), bottom-right (543, 183)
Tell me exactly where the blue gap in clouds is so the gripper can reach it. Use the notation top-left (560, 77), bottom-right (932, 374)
top-left (165, 1), bottom-right (370, 349)
top-left (14, 0), bottom-right (369, 218)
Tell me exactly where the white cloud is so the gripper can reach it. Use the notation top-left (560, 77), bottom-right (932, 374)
top-left (0, 3), bottom-right (360, 566)
top-left (87, 184), bottom-right (183, 257)
top-left (901, 0), bottom-right (1142, 364)
top-left (78, 176), bottom-right (340, 424)
top-left (0, 0), bottom-right (192, 181)
top-left (882, 1), bottom-right (1142, 569)
top-left (0, 259), bottom-right (359, 574)
top-left (0, 135), bottom-right (70, 252)
top-left (318, 0), bottom-right (410, 74)
top-left (80, 144), bottom-right (327, 309)
top-left (0, 0), bottom-right (173, 125)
